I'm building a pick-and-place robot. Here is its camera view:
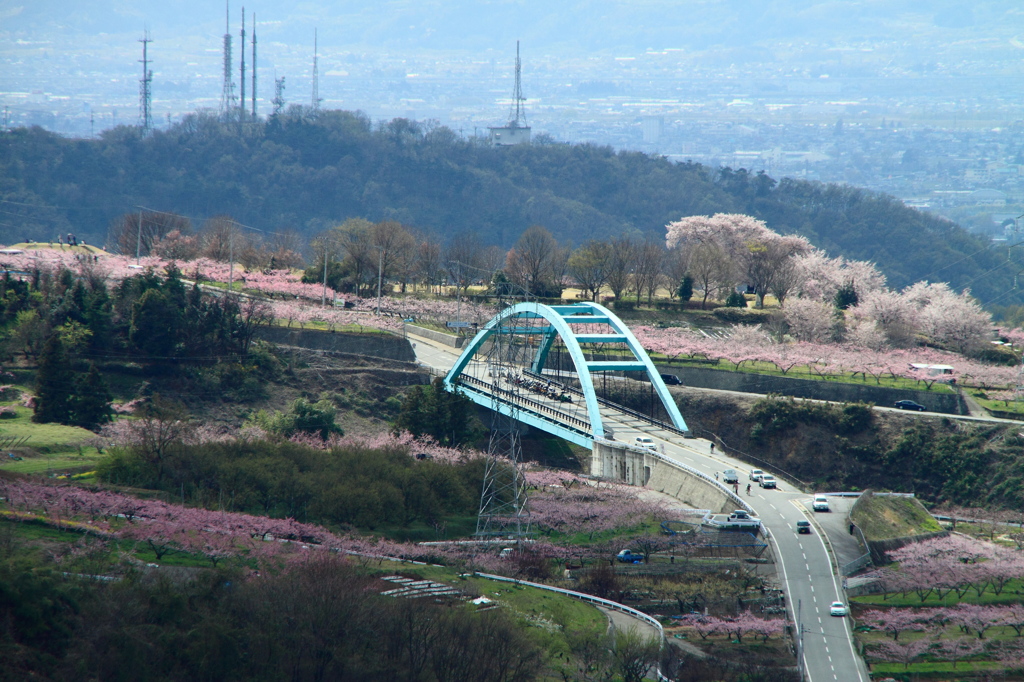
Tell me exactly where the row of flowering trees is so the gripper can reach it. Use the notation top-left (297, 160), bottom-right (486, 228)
top-left (633, 323), bottom-right (1019, 390)
top-left (666, 214), bottom-right (1001, 353)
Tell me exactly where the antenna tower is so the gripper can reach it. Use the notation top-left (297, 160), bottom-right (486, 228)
top-left (506, 40), bottom-right (526, 128)
top-left (220, 2), bottom-right (236, 113)
top-left (311, 29), bottom-right (322, 111)
top-left (272, 76), bottom-right (286, 115)
top-left (475, 281), bottom-right (531, 539)
top-left (251, 13), bottom-right (257, 118)
top-left (138, 31), bottom-right (153, 133)
top-left (239, 7), bottom-right (246, 122)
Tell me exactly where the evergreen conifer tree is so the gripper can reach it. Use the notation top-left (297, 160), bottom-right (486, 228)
top-left (834, 281), bottom-right (859, 310)
top-left (33, 334), bottom-right (72, 424)
top-left (71, 363), bottom-right (113, 431)
top-left (677, 275), bottom-right (694, 302)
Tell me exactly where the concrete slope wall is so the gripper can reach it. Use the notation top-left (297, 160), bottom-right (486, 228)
top-left (655, 364), bottom-right (966, 415)
top-left (256, 326), bottom-right (416, 361)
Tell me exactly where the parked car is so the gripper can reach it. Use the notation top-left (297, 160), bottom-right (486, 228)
top-left (660, 373), bottom-right (682, 385)
top-left (722, 468), bottom-right (739, 484)
top-left (634, 436), bottom-right (657, 450)
top-left (894, 400), bottom-right (926, 411)
top-left (617, 549), bottom-right (643, 563)
top-left (749, 469), bottom-right (764, 482)
top-left (796, 520), bottom-right (812, 534)
top-left (812, 495), bottom-right (830, 512)
top-left (759, 475), bottom-right (777, 489)
top-left (830, 601), bottom-right (848, 617)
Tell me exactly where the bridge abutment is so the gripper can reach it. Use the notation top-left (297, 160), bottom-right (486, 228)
top-left (591, 441), bottom-right (736, 513)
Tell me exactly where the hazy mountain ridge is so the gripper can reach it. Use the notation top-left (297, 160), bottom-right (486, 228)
top-left (0, 111), bottom-right (1016, 305)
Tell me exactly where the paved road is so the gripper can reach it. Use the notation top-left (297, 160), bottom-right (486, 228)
top-left (410, 332), bottom-right (870, 681)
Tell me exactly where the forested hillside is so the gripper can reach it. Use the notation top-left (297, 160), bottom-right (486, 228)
top-left (0, 109), bottom-right (1016, 304)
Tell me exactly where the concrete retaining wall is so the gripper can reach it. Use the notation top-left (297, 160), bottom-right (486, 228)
top-left (655, 364), bottom-right (967, 415)
top-left (591, 441), bottom-right (735, 513)
top-left (404, 324), bottom-right (465, 348)
top-left (256, 326), bottom-right (416, 361)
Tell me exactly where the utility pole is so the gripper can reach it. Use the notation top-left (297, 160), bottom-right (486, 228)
top-left (319, 236), bottom-right (331, 307)
top-left (228, 225), bottom-right (234, 291)
top-left (136, 209), bottom-right (144, 263)
top-left (376, 248), bottom-right (383, 314)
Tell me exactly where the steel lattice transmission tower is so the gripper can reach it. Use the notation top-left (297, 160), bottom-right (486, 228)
top-left (138, 31), bottom-right (153, 134)
top-left (272, 76), bottom-right (286, 115)
top-left (220, 2), bottom-right (236, 113)
top-left (507, 40), bottom-right (527, 128)
top-left (475, 285), bottom-right (532, 539)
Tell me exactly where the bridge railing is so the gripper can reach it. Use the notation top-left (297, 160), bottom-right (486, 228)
top-left (524, 369), bottom-right (692, 439)
top-left (456, 374), bottom-right (592, 433)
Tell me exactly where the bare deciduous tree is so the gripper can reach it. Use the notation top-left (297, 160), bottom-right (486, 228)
top-left (109, 211), bottom-right (192, 257)
top-left (605, 236), bottom-right (636, 303)
top-left (567, 240), bottom-right (613, 302)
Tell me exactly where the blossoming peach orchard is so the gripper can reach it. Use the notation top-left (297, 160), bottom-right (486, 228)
top-left (1, 246), bottom-right (1020, 395)
top-left (0, 438), bottom-right (673, 574)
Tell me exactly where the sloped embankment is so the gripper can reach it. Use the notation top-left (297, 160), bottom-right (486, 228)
top-left (671, 389), bottom-right (1024, 510)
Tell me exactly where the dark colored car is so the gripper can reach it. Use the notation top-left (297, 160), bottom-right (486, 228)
top-left (894, 400), bottom-right (926, 411)
top-left (796, 520), bottom-right (812, 534)
top-left (660, 373), bottom-right (682, 385)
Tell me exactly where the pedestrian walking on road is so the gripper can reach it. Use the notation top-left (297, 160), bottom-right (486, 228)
top-left (746, 484), bottom-right (751, 495)
top-left (714, 471), bottom-right (719, 481)
top-left (710, 442), bottom-right (716, 454)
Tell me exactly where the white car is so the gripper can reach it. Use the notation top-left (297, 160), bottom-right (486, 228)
top-left (749, 469), bottom-right (764, 482)
top-left (830, 601), bottom-right (847, 617)
top-left (759, 475), bottom-right (777, 489)
top-left (812, 495), bottom-right (830, 512)
top-left (634, 436), bottom-right (657, 450)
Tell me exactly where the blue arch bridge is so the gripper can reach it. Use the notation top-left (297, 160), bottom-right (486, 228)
top-left (442, 301), bottom-right (689, 448)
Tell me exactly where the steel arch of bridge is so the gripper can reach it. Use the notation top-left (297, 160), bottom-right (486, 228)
top-left (443, 301), bottom-right (689, 446)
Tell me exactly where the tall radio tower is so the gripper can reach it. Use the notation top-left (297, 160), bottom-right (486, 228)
top-left (138, 31), bottom-right (153, 133)
top-left (239, 7), bottom-right (246, 122)
top-left (220, 2), bottom-right (236, 113)
top-left (272, 76), bottom-right (286, 116)
top-left (251, 13), bottom-right (257, 118)
top-left (507, 40), bottom-right (527, 128)
top-left (311, 29), bottom-right (321, 111)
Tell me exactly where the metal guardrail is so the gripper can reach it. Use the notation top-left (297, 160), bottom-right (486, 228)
top-left (689, 427), bottom-right (810, 491)
top-left (475, 572), bottom-right (671, 682)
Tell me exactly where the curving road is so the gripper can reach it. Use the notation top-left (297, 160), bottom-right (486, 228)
top-left (410, 332), bottom-right (869, 681)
